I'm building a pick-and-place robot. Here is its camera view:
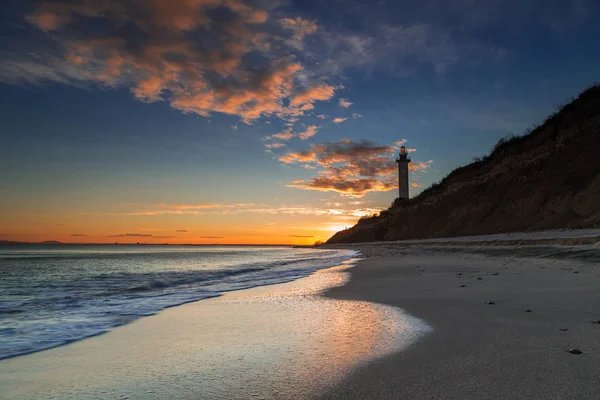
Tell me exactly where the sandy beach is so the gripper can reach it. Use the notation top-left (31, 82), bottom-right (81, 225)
top-left (321, 245), bottom-right (600, 399)
top-left (1, 244), bottom-right (599, 399)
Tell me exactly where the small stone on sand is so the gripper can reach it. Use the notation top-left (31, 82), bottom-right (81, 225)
top-left (590, 320), bottom-right (600, 324)
top-left (493, 272), bottom-right (499, 276)
top-left (567, 348), bottom-right (582, 355)
top-left (459, 284), bottom-right (466, 287)
top-left (560, 328), bottom-right (568, 331)
top-left (525, 309), bottom-right (532, 312)
top-left (477, 277), bottom-right (483, 280)
top-left (486, 301), bottom-right (496, 305)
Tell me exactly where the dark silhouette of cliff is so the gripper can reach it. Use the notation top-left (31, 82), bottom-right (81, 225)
top-left (327, 84), bottom-right (600, 244)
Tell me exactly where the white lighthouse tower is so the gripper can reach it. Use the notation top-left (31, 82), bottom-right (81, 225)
top-left (396, 146), bottom-right (411, 199)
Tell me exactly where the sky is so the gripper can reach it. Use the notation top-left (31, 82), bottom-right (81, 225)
top-left (1, 0), bottom-right (599, 245)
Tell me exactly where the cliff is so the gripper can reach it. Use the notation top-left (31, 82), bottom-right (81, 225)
top-left (327, 84), bottom-right (600, 244)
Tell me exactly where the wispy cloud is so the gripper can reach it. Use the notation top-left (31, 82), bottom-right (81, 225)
top-left (176, 230), bottom-right (188, 233)
top-left (158, 203), bottom-right (255, 210)
top-left (122, 203), bottom-right (255, 215)
top-left (332, 117), bottom-right (347, 123)
top-left (270, 129), bottom-right (295, 141)
top-left (339, 98), bottom-right (353, 108)
top-left (108, 233), bottom-right (153, 238)
top-left (280, 17), bottom-right (318, 40)
top-left (112, 202), bottom-right (383, 219)
top-left (70, 233), bottom-right (89, 237)
top-left (264, 125), bottom-right (319, 142)
top-left (108, 233), bottom-right (174, 239)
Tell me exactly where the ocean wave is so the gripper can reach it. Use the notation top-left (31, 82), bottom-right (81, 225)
top-left (0, 247), bottom-right (358, 359)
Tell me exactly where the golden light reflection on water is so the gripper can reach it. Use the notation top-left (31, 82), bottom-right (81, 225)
top-left (0, 261), bottom-right (430, 399)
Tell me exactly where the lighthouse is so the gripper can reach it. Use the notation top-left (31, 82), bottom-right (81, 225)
top-left (396, 146), bottom-right (411, 199)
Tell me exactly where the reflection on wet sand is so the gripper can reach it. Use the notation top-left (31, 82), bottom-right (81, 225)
top-left (0, 260), bottom-right (430, 399)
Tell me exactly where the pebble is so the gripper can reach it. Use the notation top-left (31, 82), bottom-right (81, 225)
top-left (493, 272), bottom-right (499, 276)
top-left (560, 328), bottom-right (568, 331)
top-left (574, 271), bottom-right (579, 274)
top-left (477, 277), bottom-right (483, 280)
top-left (591, 320), bottom-right (600, 324)
top-left (457, 272), bottom-right (463, 276)
top-left (486, 301), bottom-right (496, 305)
top-left (567, 348), bottom-right (582, 355)
top-left (525, 309), bottom-right (532, 312)
top-left (459, 284), bottom-right (466, 287)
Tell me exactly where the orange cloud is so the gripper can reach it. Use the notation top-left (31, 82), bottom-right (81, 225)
top-left (290, 84), bottom-right (336, 107)
top-left (270, 129), bottom-right (296, 140)
top-left (279, 152), bottom-right (318, 164)
top-left (27, 10), bottom-right (67, 30)
top-left (279, 139), bottom-right (432, 197)
top-left (279, 140), bottom-right (398, 196)
top-left (280, 17), bottom-right (318, 40)
top-left (297, 125), bottom-right (318, 140)
top-left (25, 0), bottom-right (336, 122)
top-left (288, 177), bottom-right (396, 197)
top-left (409, 160), bottom-right (434, 171)
top-left (332, 117), bottom-right (347, 123)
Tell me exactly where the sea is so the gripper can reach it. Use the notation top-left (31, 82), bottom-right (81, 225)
top-left (0, 245), bottom-right (358, 360)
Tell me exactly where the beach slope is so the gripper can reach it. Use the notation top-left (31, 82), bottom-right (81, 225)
top-left (321, 247), bottom-right (600, 399)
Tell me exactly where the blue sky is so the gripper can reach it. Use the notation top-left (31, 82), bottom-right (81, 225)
top-left (1, 0), bottom-right (599, 243)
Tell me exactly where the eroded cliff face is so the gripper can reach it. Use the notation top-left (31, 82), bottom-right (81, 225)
top-left (327, 85), bottom-right (600, 244)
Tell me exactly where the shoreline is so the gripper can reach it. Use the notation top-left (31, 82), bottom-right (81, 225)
top-left (0, 246), bottom-right (358, 361)
top-left (0, 257), bottom-right (426, 399)
top-left (320, 246), bottom-right (600, 399)
top-left (3, 244), bottom-right (598, 399)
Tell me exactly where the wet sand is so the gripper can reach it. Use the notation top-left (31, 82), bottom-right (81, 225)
top-left (321, 246), bottom-right (600, 399)
top-left (0, 260), bottom-right (429, 399)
